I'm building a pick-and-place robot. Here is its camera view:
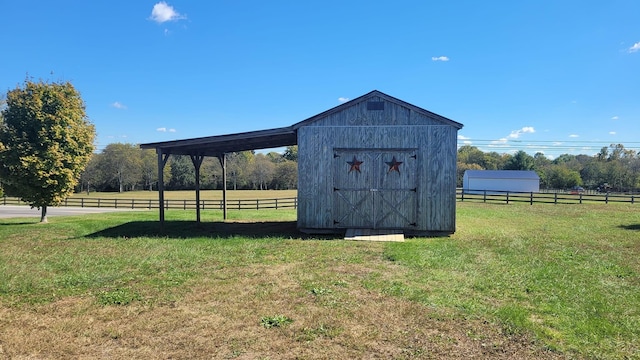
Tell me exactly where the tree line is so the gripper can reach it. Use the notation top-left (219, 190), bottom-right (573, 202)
top-left (84, 142), bottom-right (640, 194)
top-left (79, 143), bottom-right (299, 193)
top-left (457, 145), bottom-right (640, 192)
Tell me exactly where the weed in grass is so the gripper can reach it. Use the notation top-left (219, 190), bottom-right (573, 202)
top-left (97, 288), bottom-right (142, 306)
top-left (310, 287), bottom-right (332, 296)
top-left (260, 315), bottom-right (293, 328)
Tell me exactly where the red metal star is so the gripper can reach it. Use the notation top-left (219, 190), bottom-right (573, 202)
top-left (385, 156), bottom-right (403, 174)
top-left (347, 156), bottom-right (363, 173)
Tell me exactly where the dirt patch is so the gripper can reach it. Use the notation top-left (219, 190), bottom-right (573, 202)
top-left (0, 263), bottom-right (567, 359)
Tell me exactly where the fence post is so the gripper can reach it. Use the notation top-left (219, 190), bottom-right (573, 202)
top-left (461, 190), bottom-right (465, 202)
top-left (483, 190), bottom-right (487, 203)
top-left (554, 193), bottom-right (557, 205)
top-left (605, 193), bottom-right (609, 204)
top-left (256, 199), bottom-right (259, 210)
top-left (530, 192), bottom-right (533, 205)
top-left (183, 200), bottom-right (187, 210)
top-left (506, 192), bottom-right (509, 204)
top-left (632, 195), bottom-right (635, 204)
top-left (131, 199), bottom-right (135, 209)
top-left (579, 193), bottom-right (582, 204)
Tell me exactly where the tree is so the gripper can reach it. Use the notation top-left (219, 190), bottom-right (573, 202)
top-left (0, 79), bottom-right (95, 222)
top-left (168, 155), bottom-right (195, 190)
top-left (272, 160), bottom-right (297, 189)
top-left (283, 145), bottom-right (298, 162)
top-left (226, 151), bottom-right (254, 190)
top-left (101, 143), bottom-right (141, 192)
top-left (250, 153), bottom-right (275, 190)
top-left (140, 149), bottom-right (162, 191)
top-left (79, 153), bottom-right (103, 194)
top-left (503, 150), bottom-right (535, 170)
top-left (546, 165), bottom-right (582, 189)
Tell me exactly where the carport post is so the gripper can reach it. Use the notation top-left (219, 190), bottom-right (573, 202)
top-left (218, 153), bottom-right (228, 220)
top-left (190, 154), bottom-right (205, 223)
top-left (157, 151), bottom-right (170, 225)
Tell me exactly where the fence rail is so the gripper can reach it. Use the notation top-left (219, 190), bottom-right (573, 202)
top-left (2, 190), bottom-right (637, 210)
top-left (457, 189), bottom-right (638, 205)
top-left (1, 196), bottom-right (298, 210)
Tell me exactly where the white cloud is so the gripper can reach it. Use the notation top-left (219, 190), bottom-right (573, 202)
top-left (507, 126), bottom-right (535, 139)
top-left (611, 116), bottom-right (619, 120)
top-left (150, 2), bottom-right (186, 23)
top-left (569, 134), bottom-right (579, 138)
top-left (157, 127), bottom-right (177, 133)
top-left (169, 128), bottom-right (176, 132)
top-left (458, 135), bottom-right (472, 145)
top-left (629, 42), bottom-right (640, 53)
top-left (431, 56), bottom-right (449, 62)
top-left (111, 101), bottom-right (127, 110)
top-left (338, 97), bottom-right (349, 103)
top-left (489, 138), bottom-right (509, 146)
top-left (609, 131), bottom-right (616, 135)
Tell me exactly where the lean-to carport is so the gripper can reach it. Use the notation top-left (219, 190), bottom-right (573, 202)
top-left (140, 126), bottom-right (297, 225)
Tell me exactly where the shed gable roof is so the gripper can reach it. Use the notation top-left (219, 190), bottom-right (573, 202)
top-left (292, 90), bottom-right (463, 130)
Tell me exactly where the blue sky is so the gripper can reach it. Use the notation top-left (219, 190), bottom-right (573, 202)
top-left (1, 1), bottom-right (638, 158)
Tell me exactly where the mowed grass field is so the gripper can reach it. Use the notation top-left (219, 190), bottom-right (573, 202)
top-left (0, 202), bottom-right (638, 359)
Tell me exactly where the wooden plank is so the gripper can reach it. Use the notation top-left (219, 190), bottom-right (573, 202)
top-left (344, 228), bottom-right (404, 242)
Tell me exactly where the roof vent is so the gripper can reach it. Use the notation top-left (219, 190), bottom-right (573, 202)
top-left (367, 101), bottom-right (384, 110)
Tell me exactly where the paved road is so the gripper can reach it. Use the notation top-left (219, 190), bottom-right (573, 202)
top-left (0, 205), bottom-right (140, 219)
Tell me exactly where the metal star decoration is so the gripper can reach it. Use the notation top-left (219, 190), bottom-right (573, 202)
top-left (347, 156), bottom-right (363, 173)
top-left (385, 156), bottom-right (403, 174)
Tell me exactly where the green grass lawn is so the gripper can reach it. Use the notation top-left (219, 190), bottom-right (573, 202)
top-left (0, 203), bottom-right (638, 359)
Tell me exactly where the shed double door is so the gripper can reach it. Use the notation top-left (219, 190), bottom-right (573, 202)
top-left (333, 149), bottom-right (417, 229)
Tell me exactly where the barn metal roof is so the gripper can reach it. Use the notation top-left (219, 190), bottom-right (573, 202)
top-left (464, 170), bottom-right (540, 180)
top-left (139, 90), bottom-right (462, 157)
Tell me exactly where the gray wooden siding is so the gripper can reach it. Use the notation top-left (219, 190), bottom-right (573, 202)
top-left (305, 96), bottom-right (445, 127)
top-left (298, 125), bottom-right (457, 233)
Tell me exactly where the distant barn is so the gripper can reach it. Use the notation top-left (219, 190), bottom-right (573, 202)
top-left (463, 170), bottom-right (540, 194)
top-left (141, 90), bottom-right (464, 236)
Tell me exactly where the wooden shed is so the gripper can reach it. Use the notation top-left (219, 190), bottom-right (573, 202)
top-left (140, 90), bottom-right (463, 236)
top-left (293, 91), bottom-right (463, 235)
top-left (463, 170), bottom-right (540, 194)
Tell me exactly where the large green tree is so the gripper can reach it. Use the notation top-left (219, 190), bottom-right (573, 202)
top-left (0, 79), bottom-right (95, 222)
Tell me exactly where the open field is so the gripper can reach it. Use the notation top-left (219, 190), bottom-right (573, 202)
top-left (0, 203), bottom-right (638, 359)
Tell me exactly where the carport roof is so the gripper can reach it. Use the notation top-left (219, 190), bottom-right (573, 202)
top-left (139, 126), bottom-right (297, 157)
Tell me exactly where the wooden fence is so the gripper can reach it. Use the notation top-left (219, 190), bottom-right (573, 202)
top-left (0, 196), bottom-right (298, 210)
top-left (457, 189), bottom-right (638, 205)
top-left (2, 190), bottom-right (638, 209)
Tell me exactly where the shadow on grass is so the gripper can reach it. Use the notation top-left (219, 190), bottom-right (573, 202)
top-left (86, 220), bottom-right (339, 240)
top-left (619, 224), bottom-right (640, 231)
